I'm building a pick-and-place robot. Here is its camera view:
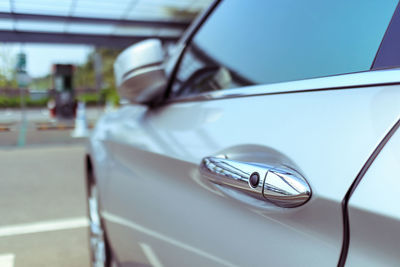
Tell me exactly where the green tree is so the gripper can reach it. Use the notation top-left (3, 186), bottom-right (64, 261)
top-left (74, 47), bottom-right (121, 89)
top-left (0, 43), bottom-right (18, 88)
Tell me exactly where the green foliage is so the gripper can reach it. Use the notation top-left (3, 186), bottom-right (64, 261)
top-left (74, 57), bottom-right (95, 89)
top-left (164, 6), bottom-right (200, 20)
top-left (0, 95), bottom-right (50, 108)
top-left (0, 43), bottom-right (18, 87)
top-left (0, 74), bottom-right (17, 88)
top-left (26, 97), bottom-right (49, 107)
top-left (74, 47), bottom-right (121, 91)
top-left (76, 93), bottom-right (100, 105)
top-left (74, 48), bottom-right (121, 106)
top-left (101, 87), bottom-right (120, 106)
top-left (0, 95), bottom-right (18, 107)
top-left (76, 87), bottom-right (120, 106)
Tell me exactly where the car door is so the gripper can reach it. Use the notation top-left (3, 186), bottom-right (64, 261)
top-left (345, 120), bottom-right (400, 267)
top-left (99, 1), bottom-right (400, 266)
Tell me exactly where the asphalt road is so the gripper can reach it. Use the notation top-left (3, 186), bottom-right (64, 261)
top-left (0, 108), bottom-right (100, 267)
top-left (0, 145), bottom-right (90, 267)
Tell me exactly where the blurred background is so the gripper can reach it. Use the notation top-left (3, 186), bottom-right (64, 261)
top-left (0, 0), bottom-right (212, 266)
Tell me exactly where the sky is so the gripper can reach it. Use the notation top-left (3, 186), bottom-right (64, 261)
top-left (0, 43), bottom-right (93, 78)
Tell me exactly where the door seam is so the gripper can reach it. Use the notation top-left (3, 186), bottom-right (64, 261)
top-left (337, 118), bottom-right (400, 267)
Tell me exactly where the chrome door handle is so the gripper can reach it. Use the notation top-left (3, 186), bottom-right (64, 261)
top-left (200, 156), bottom-right (311, 208)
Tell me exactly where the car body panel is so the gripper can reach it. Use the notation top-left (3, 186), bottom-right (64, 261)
top-left (346, 122), bottom-right (400, 266)
top-left (89, 76), bottom-right (400, 266)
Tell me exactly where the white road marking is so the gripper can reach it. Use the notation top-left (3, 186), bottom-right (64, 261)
top-left (0, 217), bottom-right (88, 238)
top-left (103, 212), bottom-right (237, 267)
top-left (139, 243), bottom-right (164, 267)
top-left (0, 253), bottom-right (15, 267)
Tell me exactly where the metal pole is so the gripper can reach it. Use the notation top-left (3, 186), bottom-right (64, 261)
top-left (93, 49), bottom-right (103, 115)
top-left (18, 84), bottom-right (26, 146)
top-left (16, 51), bottom-right (28, 147)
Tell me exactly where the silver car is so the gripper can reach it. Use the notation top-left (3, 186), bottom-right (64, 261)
top-left (86, 0), bottom-right (400, 266)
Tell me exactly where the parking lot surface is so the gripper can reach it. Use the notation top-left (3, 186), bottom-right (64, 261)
top-left (0, 109), bottom-right (93, 266)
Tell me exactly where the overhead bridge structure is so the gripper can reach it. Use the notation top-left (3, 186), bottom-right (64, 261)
top-left (0, 0), bottom-right (213, 47)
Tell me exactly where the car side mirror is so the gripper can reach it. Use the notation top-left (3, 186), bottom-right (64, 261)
top-left (114, 39), bottom-right (167, 104)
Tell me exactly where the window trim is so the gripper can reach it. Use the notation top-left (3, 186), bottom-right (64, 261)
top-left (164, 68), bottom-right (400, 104)
top-left (372, 1), bottom-right (400, 70)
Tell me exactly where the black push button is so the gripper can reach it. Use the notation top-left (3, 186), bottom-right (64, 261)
top-left (249, 172), bottom-right (260, 188)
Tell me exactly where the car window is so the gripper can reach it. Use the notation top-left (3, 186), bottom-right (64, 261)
top-left (171, 0), bottom-right (398, 98)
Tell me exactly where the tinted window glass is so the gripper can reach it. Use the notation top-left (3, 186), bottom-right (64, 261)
top-left (172, 0), bottom-right (397, 97)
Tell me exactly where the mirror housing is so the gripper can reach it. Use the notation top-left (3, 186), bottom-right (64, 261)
top-left (114, 39), bottom-right (167, 104)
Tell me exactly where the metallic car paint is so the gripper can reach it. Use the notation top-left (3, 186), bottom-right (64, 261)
top-left (88, 80), bottom-right (400, 266)
top-left (346, 124), bottom-right (400, 266)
